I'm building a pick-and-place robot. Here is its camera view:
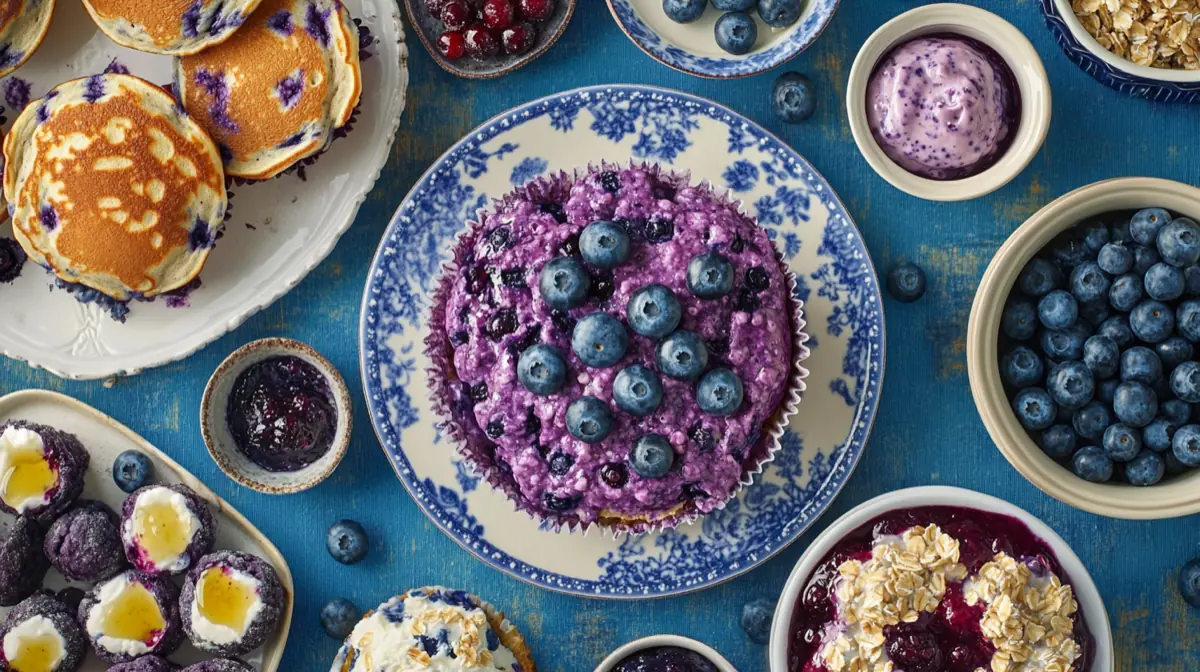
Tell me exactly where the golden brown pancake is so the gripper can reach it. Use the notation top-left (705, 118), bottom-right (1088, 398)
top-left (81, 0), bottom-right (265, 55)
top-left (0, 0), bottom-right (56, 77)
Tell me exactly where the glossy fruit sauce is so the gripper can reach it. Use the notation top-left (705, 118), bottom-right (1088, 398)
top-left (227, 356), bottom-right (337, 472)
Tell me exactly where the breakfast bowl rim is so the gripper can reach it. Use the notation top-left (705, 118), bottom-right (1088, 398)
top-left (1049, 0), bottom-right (1200, 84)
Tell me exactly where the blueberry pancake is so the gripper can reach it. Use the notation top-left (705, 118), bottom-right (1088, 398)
top-left (3, 73), bottom-right (227, 301)
top-left (0, 0), bottom-right (56, 77)
top-left (173, 0), bottom-right (362, 180)
top-left (81, 0), bottom-right (265, 55)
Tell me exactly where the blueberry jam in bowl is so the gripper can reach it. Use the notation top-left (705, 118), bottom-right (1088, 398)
top-left (596, 635), bottom-right (736, 672)
top-left (201, 338), bottom-right (352, 494)
top-left (768, 487), bottom-right (1112, 672)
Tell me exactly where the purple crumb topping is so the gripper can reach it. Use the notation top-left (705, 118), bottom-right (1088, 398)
top-left (0, 518), bottom-right (50, 607)
top-left (0, 237), bottom-right (26, 284)
top-left (275, 70), bottom-right (306, 110)
top-left (180, 551), bottom-right (285, 656)
top-left (193, 68), bottom-right (239, 133)
top-left (43, 500), bottom-right (127, 582)
top-left (182, 1), bottom-right (203, 38)
top-left (39, 204), bottom-right (57, 231)
top-left (268, 10), bottom-right (294, 36)
top-left (190, 216), bottom-right (217, 250)
top-left (103, 58), bottom-right (131, 75)
top-left (4, 77), bottom-right (30, 112)
top-left (83, 74), bottom-right (105, 103)
top-left (306, 4), bottom-right (333, 46)
top-left (0, 43), bottom-right (23, 69)
top-left (0, 592), bottom-right (87, 670)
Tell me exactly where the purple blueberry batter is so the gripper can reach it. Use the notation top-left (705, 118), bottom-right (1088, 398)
top-left (430, 165), bottom-right (798, 530)
top-left (867, 35), bottom-right (1020, 181)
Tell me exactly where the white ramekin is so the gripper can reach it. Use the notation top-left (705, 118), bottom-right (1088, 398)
top-left (596, 635), bottom-right (737, 672)
top-left (768, 486), bottom-right (1114, 672)
top-left (847, 3), bottom-right (1052, 202)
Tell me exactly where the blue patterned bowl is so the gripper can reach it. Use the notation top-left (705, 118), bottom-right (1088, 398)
top-left (358, 84), bottom-right (885, 598)
top-left (606, 0), bottom-right (840, 79)
top-left (1041, 0), bottom-right (1200, 103)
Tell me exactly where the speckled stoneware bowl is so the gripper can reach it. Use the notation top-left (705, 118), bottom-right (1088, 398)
top-left (402, 0), bottom-right (576, 79)
top-left (846, 3), bottom-right (1052, 202)
top-left (768, 486), bottom-right (1114, 672)
top-left (201, 338), bottom-right (352, 495)
top-left (968, 178), bottom-right (1200, 520)
top-left (595, 635), bottom-right (738, 672)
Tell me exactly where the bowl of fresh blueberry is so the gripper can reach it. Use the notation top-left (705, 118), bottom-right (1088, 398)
top-left (407, 0), bottom-right (576, 78)
top-left (969, 177), bottom-right (1200, 519)
top-left (607, 0), bottom-right (838, 79)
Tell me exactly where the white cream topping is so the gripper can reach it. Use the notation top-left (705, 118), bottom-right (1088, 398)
top-left (85, 574), bottom-right (156, 658)
top-left (2, 615), bottom-right (66, 670)
top-left (122, 486), bottom-right (201, 573)
top-left (189, 567), bottom-right (265, 646)
top-left (0, 426), bottom-right (53, 513)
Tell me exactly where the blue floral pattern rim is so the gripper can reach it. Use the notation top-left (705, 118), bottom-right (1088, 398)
top-left (358, 84), bottom-right (885, 598)
top-left (1041, 0), bottom-right (1200, 103)
top-left (607, 0), bottom-right (840, 79)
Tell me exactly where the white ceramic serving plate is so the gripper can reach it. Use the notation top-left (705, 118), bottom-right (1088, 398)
top-left (768, 486), bottom-right (1114, 672)
top-left (0, 389), bottom-right (294, 671)
top-left (595, 635), bottom-right (737, 672)
top-left (968, 177), bottom-right (1200, 519)
top-left (0, 0), bottom-right (408, 380)
top-left (846, 4), bottom-right (1051, 202)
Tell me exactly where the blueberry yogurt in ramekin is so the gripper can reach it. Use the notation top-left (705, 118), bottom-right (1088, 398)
top-left (179, 550), bottom-right (287, 656)
top-left (120, 484), bottom-right (216, 576)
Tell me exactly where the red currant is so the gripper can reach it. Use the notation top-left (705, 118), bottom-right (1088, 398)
top-left (518, 0), bottom-right (554, 22)
top-left (440, 1), bottom-right (471, 30)
top-left (482, 0), bottom-right (515, 30)
top-left (437, 30), bottom-right (467, 59)
top-left (501, 22), bottom-right (536, 55)
top-left (464, 23), bottom-right (500, 59)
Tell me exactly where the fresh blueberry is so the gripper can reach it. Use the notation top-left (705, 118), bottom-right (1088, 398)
top-left (326, 520), bottom-right (369, 565)
top-left (1165, 450), bottom-right (1191, 475)
top-left (1072, 446), bottom-right (1114, 482)
top-left (320, 598), bottom-right (360, 639)
top-left (1121, 346), bottom-right (1163, 384)
top-left (572, 313), bottom-right (629, 368)
top-left (1041, 425), bottom-right (1078, 459)
top-left (1171, 361), bottom-right (1200, 402)
top-left (1114, 381), bottom-right (1159, 427)
top-left (1050, 232), bottom-right (1091, 267)
top-left (740, 598), bottom-right (776, 644)
top-left (1002, 299), bottom-right (1038, 341)
top-left (1097, 242), bottom-right (1133, 275)
top-left (1142, 418), bottom-right (1178, 453)
top-left (772, 72), bottom-right (816, 123)
top-left (1070, 262), bottom-right (1111, 304)
top-left (579, 221), bottom-right (631, 270)
top-left (1180, 558), bottom-right (1200, 608)
top-left (1176, 299), bottom-right (1200, 341)
top-left (1156, 336), bottom-right (1194, 370)
top-left (1097, 378), bottom-right (1119, 405)
top-left (1110, 219), bottom-right (1133, 244)
top-left (886, 262), bottom-right (926, 303)
top-left (1082, 336), bottom-right (1120, 379)
top-left (1098, 315), bottom-right (1135, 348)
top-left (662, 0), bottom-right (706, 23)
top-left (1108, 273), bottom-right (1144, 312)
top-left (1018, 258), bottom-right (1061, 297)
top-left (1012, 388), bottom-right (1057, 431)
top-left (613, 365), bottom-right (664, 417)
top-left (543, 492), bottom-right (578, 512)
top-left (696, 368), bottom-right (744, 416)
top-left (1144, 262), bottom-right (1185, 301)
top-left (112, 450), bottom-right (153, 493)
top-left (1173, 424), bottom-right (1200, 467)
top-left (518, 344), bottom-right (567, 395)
top-left (1047, 361), bottom-right (1095, 410)
top-left (629, 433), bottom-right (674, 478)
top-left (714, 11), bottom-right (757, 55)
top-left (1130, 300), bottom-right (1176, 343)
top-left (1072, 401), bottom-right (1112, 442)
top-left (1079, 300), bottom-right (1111, 327)
top-left (1131, 208), bottom-right (1171, 245)
top-left (1001, 346), bottom-right (1045, 389)
top-left (1039, 324), bottom-right (1089, 362)
top-left (1080, 220), bottom-right (1111, 254)
top-left (758, 0), bottom-right (802, 26)
top-left (657, 331), bottom-right (708, 380)
top-left (548, 452), bottom-right (574, 476)
top-left (1185, 266), bottom-right (1200, 296)
top-left (1103, 423), bottom-right (1142, 461)
top-left (627, 285), bottom-right (682, 338)
top-left (539, 257), bottom-right (590, 310)
top-left (1161, 399), bottom-right (1192, 425)
top-left (1125, 451), bottom-right (1166, 485)
top-left (565, 396), bottom-right (614, 443)
top-left (1038, 290), bottom-right (1078, 330)
top-left (1133, 245), bottom-right (1161, 275)
top-left (687, 252), bottom-right (735, 299)
top-left (1157, 217), bottom-right (1200, 267)
top-left (713, 0), bottom-right (754, 8)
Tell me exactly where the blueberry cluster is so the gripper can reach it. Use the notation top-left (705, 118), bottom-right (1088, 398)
top-left (662, 0), bottom-right (802, 55)
top-left (1002, 208), bottom-right (1200, 486)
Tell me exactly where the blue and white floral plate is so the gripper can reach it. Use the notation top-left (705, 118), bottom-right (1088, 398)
top-left (359, 85), bottom-right (884, 598)
top-left (607, 0), bottom-right (839, 79)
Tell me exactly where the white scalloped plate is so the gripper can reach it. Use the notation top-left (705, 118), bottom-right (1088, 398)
top-left (0, 389), bottom-right (294, 671)
top-left (0, 0), bottom-right (408, 380)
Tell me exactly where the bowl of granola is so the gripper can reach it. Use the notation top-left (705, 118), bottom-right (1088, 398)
top-left (1042, 0), bottom-right (1200, 102)
top-left (768, 486), bottom-right (1114, 672)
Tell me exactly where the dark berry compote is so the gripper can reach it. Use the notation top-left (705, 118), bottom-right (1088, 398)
top-left (786, 506), bottom-right (1095, 672)
top-left (226, 356), bottom-right (338, 472)
top-left (613, 647), bottom-right (720, 672)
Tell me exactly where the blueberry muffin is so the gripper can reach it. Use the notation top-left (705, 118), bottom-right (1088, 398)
top-left (120, 484), bottom-right (216, 576)
top-left (0, 421), bottom-right (90, 524)
top-left (79, 570), bottom-right (185, 664)
top-left (107, 655), bottom-right (179, 671)
top-left (179, 551), bottom-right (286, 656)
top-left (180, 660), bottom-right (254, 672)
top-left (427, 164), bottom-right (804, 532)
top-left (44, 500), bottom-right (127, 582)
top-left (80, 0), bottom-right (265, 55)
top-left (0, 516), bottom-right (50, 607)
top-left (0, 591), bottom-right (87, 672)
top-left (0, 0), bottom-right (56, 77)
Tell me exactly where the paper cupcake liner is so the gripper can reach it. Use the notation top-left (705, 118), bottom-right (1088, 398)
top-left (425, 162), bottom-right (810, 537)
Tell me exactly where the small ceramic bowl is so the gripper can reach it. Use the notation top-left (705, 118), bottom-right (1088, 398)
top-left (607, 0), bottom-right (840, 79)
top-left (846, 3), bottom-right (1052, 202)
top-left (201, 338), bottom-right (352, 494)
top-left (768, 486), bottom-right (1114, 672)
top-left (595, 635), bottom-right (737, 672)
top-left (968, 177), bottom-right (1200, 519)
top-left (403, 0), bottom-right (576, 79)
top-left (1041, 0), bottom-right (1200, 103)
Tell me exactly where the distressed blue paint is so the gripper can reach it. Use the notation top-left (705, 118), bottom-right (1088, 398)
top-left (2, 2), bottom-right (1199, 670)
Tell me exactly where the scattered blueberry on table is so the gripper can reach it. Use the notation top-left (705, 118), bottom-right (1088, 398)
top-left (886, 262), bottom-right (927, 303)
top-left (326, 520), bottom-right (369, 565)
top-left (320, 598), bottom-right (361, 639)
top-left (111, 450), bottom-right (153, 493)
top-left (1181, 557), bottom-right (1200, 608)
top-left (739, 597), bottom-right (775, 644)
top-left (772, 72), bottom-right (815, 123)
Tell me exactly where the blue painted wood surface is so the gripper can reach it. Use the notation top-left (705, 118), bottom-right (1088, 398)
top-left (3, 1), bottom-right (1199, 670)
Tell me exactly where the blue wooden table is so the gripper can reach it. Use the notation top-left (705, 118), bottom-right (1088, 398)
top-left (3, 1), bottom-right (1199, 670)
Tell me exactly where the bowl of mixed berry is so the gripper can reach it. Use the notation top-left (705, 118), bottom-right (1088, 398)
top-left (409, 0), bottom-right (576, 78)
top-left (969, 177), bottom-right (1200, 519)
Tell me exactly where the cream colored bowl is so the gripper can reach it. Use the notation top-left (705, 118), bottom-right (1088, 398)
top-left (968, 177), bottom-right (1200, 519)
